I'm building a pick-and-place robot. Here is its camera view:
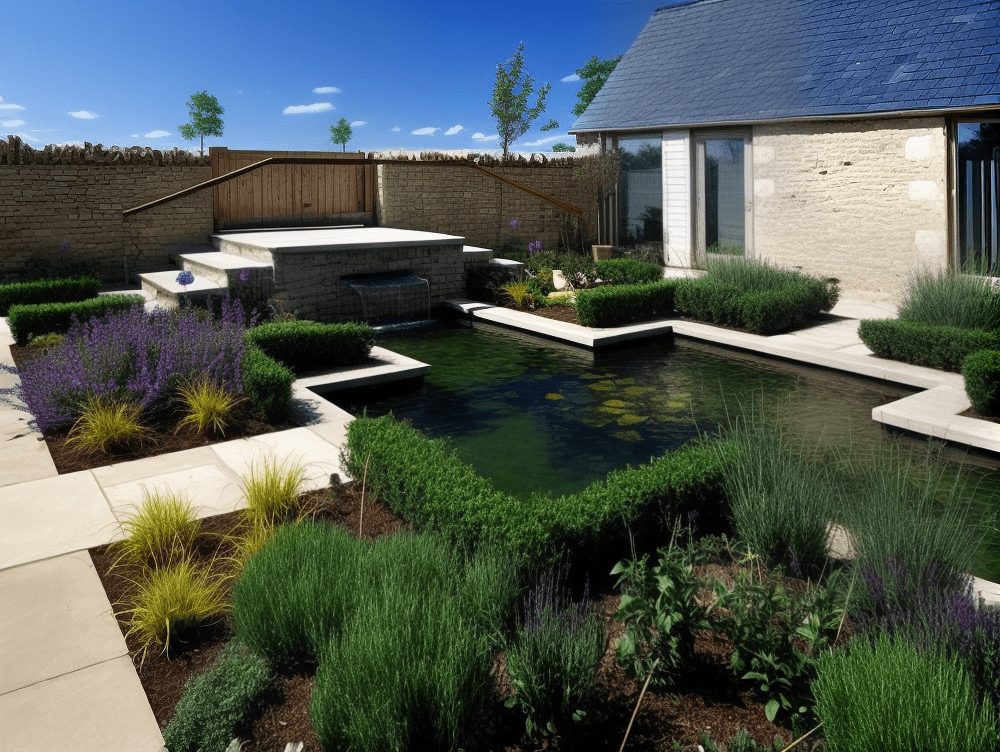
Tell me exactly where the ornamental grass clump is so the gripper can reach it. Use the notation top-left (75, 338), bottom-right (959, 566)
top-left (812, 633), bottom-right (997, 752)
top-left (897, 262), bottom-right (1000, 331)
top-left (176, 378), bottom-right (243, 437)
top-left (65, 396), bottom-right (152, 455)
top-left (114, 489), bottom-right (201, 569)
top-left (19, 298), bottom-right (246, 430)
top-left (240, 456), bottom-right (307, 531)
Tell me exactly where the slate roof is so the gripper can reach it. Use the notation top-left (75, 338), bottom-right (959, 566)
top-left (571, 0), bottom-right (1000, 132)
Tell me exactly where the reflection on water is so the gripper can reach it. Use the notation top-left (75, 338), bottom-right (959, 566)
top-left (331, 321), bottom-right (1000, 580)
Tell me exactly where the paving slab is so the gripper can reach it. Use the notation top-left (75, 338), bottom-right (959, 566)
top-left (100, 463), bottom-right (244, 522)
top-left (211, 427), bottom-right (343, 492)
top-left (0, 552), bottom-right (127, 695)
top-left (90, 444), bottom-right (225, 489)
top-left (0, 656), bottom-right (163, 751)
top-left (0, 471), bottom-right (119, 571)
top-left (294, 346), bottom-right (429, 393)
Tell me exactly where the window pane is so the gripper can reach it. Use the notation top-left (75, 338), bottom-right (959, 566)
top-left (704, 138), bottom-right (745, 256)
top-left (957, 122), bottom-right (1000, 274)
top-left (617, 136), bottom-right (662, 247)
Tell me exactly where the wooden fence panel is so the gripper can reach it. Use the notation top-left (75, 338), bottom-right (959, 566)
top-left (209, 148), bottom-right (374, 230)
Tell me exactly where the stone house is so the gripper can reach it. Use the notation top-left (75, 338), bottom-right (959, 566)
top-left (570, 0), bottom-right (1000, 301)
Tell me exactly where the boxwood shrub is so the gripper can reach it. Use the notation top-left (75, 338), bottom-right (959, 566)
top-left (241, 344), bottom-right (293, 421)
top-left (0, 276), bottom-right (100, 315)
top-left (963, 349), bottom-right (1000, 415)
top-left (576, 281), bottom-right (677, 328)
top-left (344, 414), bottom-right (729, 568)
top-left (245, 320), bottom-right (374, 374)
top-left (858, 319), bottom-right (1000, 372)
top-left (594, 258), bottom-right (663, 286)
top-left (7, 295), bottom-right (143, 345)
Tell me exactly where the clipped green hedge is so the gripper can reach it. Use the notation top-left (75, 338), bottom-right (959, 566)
top-left (7, 295), bottom-right (142, 345)
top-left (344, 415), bottom-right (729, 567)
top-left (245, 320), bottom-right (375, 374)
top-left (0, 276), bottom-right (101, 316)
top-left (163, 639), bottom-right (271, 752)
top-left (576, 281), bottom-right (677, 327)
top-left (963, 349), bottom-right (1000, 415)
top-left (858, 319), bottom-right (1000, 372)
top-left (594, 258), bottom-right (663, 286)
top-left (675, 278), bottom-right (836, 335)
top-left (241, 344), bottom-right (293, 421)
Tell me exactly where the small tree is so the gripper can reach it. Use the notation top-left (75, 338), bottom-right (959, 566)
top-left (552, 142), bottom-right (576, 153)
top-left (572, 55), bottom-right (621, 117)
top-left (330, 117), bottom-right (353, 152)
top-left (489, 42), bottom-right (552, 159)
top-left (178, 91), bottom-right (224, 157)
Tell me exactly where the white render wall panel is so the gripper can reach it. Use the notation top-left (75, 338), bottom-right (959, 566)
top-left (662, 130), bottom-right (693, 267)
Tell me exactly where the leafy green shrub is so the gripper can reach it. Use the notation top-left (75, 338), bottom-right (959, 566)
top-left (612, 546), bottom-right (705, 687)
top-left (245, 320), bottom-right (374, 374)
top-left (858, 318), bottom-right (1000, 371)
top-left (0, 276), bottom-right (100, 316)
top-left (344, 415), bottom-right (730, 567)
top-left (241, 344), bottom-right (293, 421)
top-left (163, 639), bottom-right (271, 752)
top-left (594, 258), bottom-right (662, 285)
top-left (65, 396), bottom-right (152, 455)
top-left (7, 294), bottom-right (143, 345)
top-left (176, 379), bottom-right (243, 436)
top-left (813, 634), bottom-right (997, 752)
top-left (576, 281), bottom-right (677, 327)
top-left (114, 489), bottom-right (201, 569)
top-left (963, 349), bottom-right (1000, 415)
top-left (505, 574), bottom-right (606, 739)
top-left (897, 263), bottom-right (1000, 331)
top-left (711, 569), bottom-right (842, 722)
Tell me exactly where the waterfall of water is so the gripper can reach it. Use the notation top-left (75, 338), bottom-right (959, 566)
top-left (344, 272), bottom-right (431, 325)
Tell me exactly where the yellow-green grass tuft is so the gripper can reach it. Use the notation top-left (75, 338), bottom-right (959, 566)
top-left (122, 556), bottom-right (230, 664)
top-left (240, 456), bottom-right (307, 531)
top-left (176, 379), bottom-right (243, 437)
top-left (114, 489), bottom-right (201, 570)
top-left (65, 396), bottom-right (152, 455)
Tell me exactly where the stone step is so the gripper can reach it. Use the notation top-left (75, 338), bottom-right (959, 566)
top-left (138, 270), bottom-right (227, 308)
top-left (462, 245), bottom-right (494, 265)
top-left (177, 251), bottom-right (272, 288)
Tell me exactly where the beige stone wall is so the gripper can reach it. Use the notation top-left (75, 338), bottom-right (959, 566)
top-left (752, 117), bottom-right (949, 302)
top-left (376, 162), bottom-right (597, 252)
top-left (0, 164), bottom-right (213, 283)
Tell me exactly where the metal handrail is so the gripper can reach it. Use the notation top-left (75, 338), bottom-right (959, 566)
top-left (121, 156), bottom-right (588, 217)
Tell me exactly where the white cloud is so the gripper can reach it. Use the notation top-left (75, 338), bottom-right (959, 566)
top-left (12, 132), bottom-right (40, 142)
top-left (144, 129), bottom-right (171, 139)
top-left (519, 134), bottom-right (568, 147)
top-left (131, 133), bottom-right (139, 138)
top-left (0, 97), bottom-right (26, 111)
top-left (350, 120), bottom-right (367, 127)
top-left (283, 102), bottom-right (334, 115)
top-left (561, 73), bottom-right (581, 83)
top-left (236, 89), bottom-right (245, 96)
top-left (313, 86), bottom-right (341, 94)
top-left (68, 110), bottom-right (98, 119)
top-left (444, 124), bottom-right (464, 136)
top-left (411, 126), bottom-right (438, 136)
top-left (471, 132), bottom-right (499, 142)
top-left (391, 126), bottom-right (401, 132)
top-left (1, 119), bottom-right (26, 128)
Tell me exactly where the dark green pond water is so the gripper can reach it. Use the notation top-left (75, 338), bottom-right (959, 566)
top-left (332, 321), bottom-right (1000, 580)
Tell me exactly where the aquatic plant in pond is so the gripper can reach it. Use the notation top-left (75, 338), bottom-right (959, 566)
top-left (19, 299), bottom-right (246, 429)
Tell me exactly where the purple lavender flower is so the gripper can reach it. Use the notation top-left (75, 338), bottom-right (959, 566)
top-left (237, 267), bottom-right (251, 286)
top-left (528, 239), bottom-right (543, 254)
top-left (57, 240), bottom-right (71, 255)
top-left (508, 218), bottom-right (521, 230)
top-left (176, 270), bottom-right (195, 288)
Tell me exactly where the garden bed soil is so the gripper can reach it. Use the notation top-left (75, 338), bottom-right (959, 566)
top-left (962, 408), bottom-right (1000, 424)
top-left (9, 345), bottom-right (296, 474)
top-left (92, 486), bottom-right (795, 752)
top-left (526, 305), bottom-right (581, 325)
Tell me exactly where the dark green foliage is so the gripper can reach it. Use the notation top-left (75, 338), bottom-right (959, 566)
top-left (698, 729), bottom-right (787, 752)
top-left (572, 55), bottom-right (622, 117)
top-left (576, 281), bottom-right (677, 327)
top-left (858, 318), bottom-right (1000, 372)
top-left (897, 264), bottom-right (1000, 331)
top-left (594, 258), bottom-right (663, 286)
top-left (963, 349), bottom-right (1000, 415)
top-left (7, 295), bottom-right (143, 345)
top-left (612, 546), bottom-right (706, 687)
top-left (163, 639), bottom-right (271, 752)
top-left (813, 634), bottom-right (998, 752)
top-left (0, 276), bottom-right (100, 315)
top-left (344, 415), bottom-right (729, 568)
top-left (245, 320), bottom-right (374, 374)
top-left (240, 345), bottom-right (293, 421)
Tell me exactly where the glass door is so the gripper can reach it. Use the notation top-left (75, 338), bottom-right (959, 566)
top-left (955, 121), bottom-right (1000, 275)
top-left (695, 132), bottom-right (752, 264)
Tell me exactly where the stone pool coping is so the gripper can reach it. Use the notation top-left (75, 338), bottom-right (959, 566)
top-left (442, 299), bottom-right (1000, 456)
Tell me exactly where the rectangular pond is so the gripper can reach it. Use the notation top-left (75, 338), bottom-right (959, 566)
top-left (330, 320), bottom-right (1000, 580)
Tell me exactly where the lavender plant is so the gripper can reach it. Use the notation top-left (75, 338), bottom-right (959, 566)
top-left (19, 299), bottom-right (246, 429)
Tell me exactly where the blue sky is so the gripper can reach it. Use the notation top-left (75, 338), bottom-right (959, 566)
top-left (1, 0), bottom-right (671, 154)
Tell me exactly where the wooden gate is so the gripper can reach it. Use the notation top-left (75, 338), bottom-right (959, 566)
top-left (209, 147), bottom-right (374, 230)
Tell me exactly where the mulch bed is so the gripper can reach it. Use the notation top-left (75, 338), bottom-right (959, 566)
top-left (91, 482), bottom-right (795, 751)
top-left (962, 408), bottom-right (1000, 424)
top-left (9, 345), bottom-right (296, 474)
top-left (525, 305), bottom-right (582, 325)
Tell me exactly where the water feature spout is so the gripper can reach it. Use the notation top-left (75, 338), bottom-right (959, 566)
top-left (344, 272), bottom-right (431, 325)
